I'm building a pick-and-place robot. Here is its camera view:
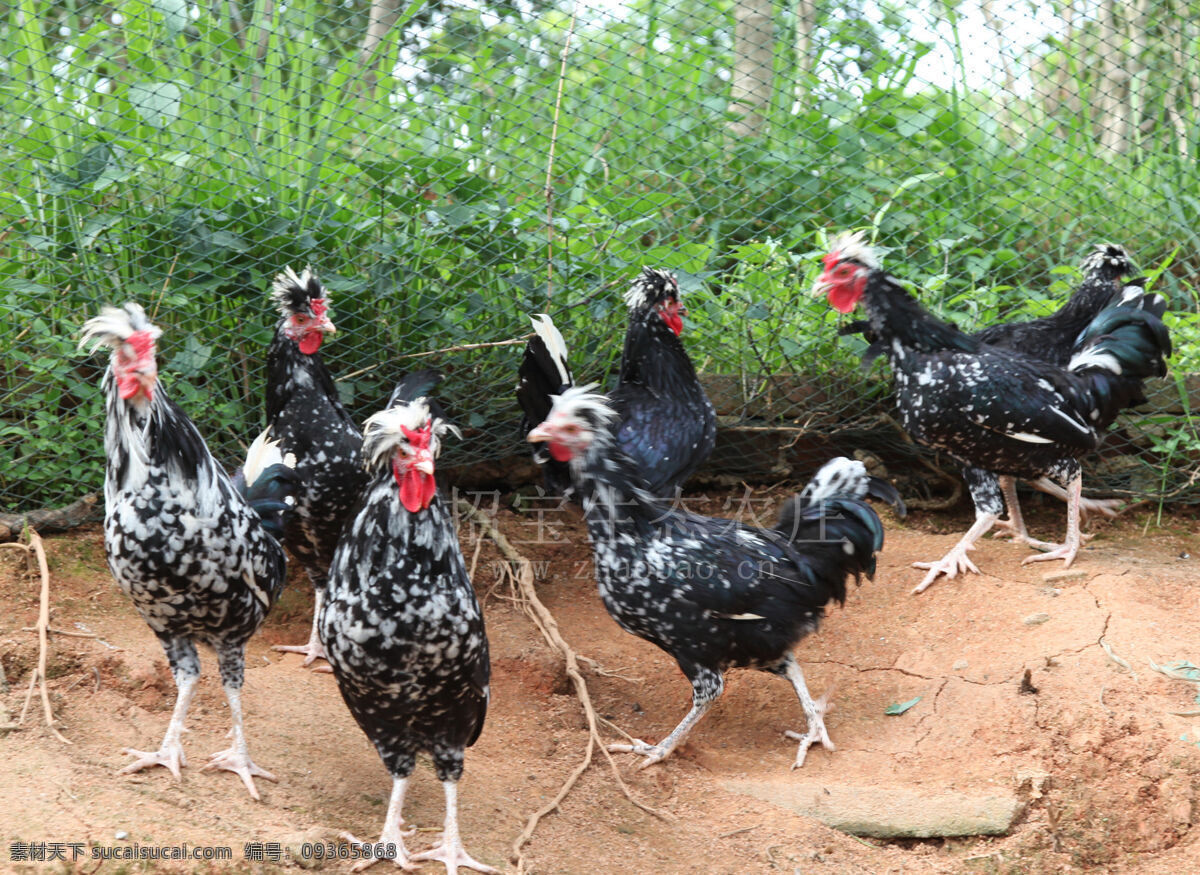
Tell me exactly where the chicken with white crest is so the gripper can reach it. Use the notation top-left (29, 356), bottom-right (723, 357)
top-left (80, 303), bottom-right (297, 800)
top-left (517, 267), bottom-right (716, 498)
top-left (526, 384), bottom-right (902, 769)
top-left (820, 232), bottom-right (1170, 593)
top-left (265, 266), bottom-right (365, 669)
top-left (320, 370), bottom-right (498, 874)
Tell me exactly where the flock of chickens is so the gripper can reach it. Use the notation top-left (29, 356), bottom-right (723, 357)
top-left (78, 234), bottom-right (1171, 872)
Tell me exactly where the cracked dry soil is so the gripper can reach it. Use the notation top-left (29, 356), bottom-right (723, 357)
top-left (2, 487), bottom-right (1200, 874)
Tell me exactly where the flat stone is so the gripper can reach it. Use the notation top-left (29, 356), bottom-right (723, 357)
top-left (1042, 569), bottom-right (1087, 582)
top-left (1022, 612), bottom-right (1051, 626)
top-left (722, 780), bottom-right (1024, 838)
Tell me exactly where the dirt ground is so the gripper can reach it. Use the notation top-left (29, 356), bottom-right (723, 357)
top-left (2, 485), bottom-right (1200, 874)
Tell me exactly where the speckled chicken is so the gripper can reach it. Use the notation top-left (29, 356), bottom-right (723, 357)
top-left (527, 386), bottom-right (901, 768)
top-left (265, 267), bottom-right (365, 669)
top-left (81, 304), bottom-right (297, 800)
top-left (320, 371), bottom-right (497, 874)
top-left (842, 244), bottom-right (1140, 536)
top-left (518, 268), bottom-right (716, 497)
top-left (820, 233), bottom-right (1170, 593)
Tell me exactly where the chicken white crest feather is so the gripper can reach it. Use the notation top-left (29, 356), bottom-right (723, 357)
top-left (827, 232), bottom-right (881, 269)
top-left (550, 384), bottom-right (619, 428)
top-left (362, 398), bottom-right (460, 470)
top-left (271, 265), bottom-right (329, 316)
top-left (79, 303), bottom-right (162, 351)
top-left (622, 267), bottom-right (679, 311)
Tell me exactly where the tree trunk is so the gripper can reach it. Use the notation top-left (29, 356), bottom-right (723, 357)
top-left (793, 0), bottom-right (817, 97)
top-left (1095, 0), bottom-right (1130, 154)
top-left (359, 0), bottom-right (402, 79)
top-left (728, 0), bottom-right (776, 138)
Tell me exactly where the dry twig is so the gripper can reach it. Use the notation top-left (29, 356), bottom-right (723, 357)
top-left (8, 531), bottom-right (71, 743)
top-left (336, 336), bottom-right (534, 382)
top-left (21, 626), bottom-right (98, 639)
top-left (455, 500), bottom-right (667, 873)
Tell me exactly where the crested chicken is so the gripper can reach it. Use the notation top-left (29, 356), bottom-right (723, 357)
top-left (265, 267), bottom-right (366, 669)
top-left (526, 384), bottom-right (901, 768)
top-left (320, 371), bottom-right (497, 873)
top-left (81, 304), bottom-right (297, 799)
top-left (518, 267), bottom-right (716, 497)
top-left (820, 233), bottom-right (1170, 593)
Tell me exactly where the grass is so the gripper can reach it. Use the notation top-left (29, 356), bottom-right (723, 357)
top-left (0, 0), bottom-right (1198, 508)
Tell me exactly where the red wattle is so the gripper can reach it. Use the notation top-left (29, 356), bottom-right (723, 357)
top-left (659, 302), bottom-right (684, 336)
top-left (548, 441), bottom-right (573, 462)
top-left (298, 332), bottom-right (323, 355)
top-left (825, 271), bottom-right (867, 314)
top-left (117, 374), bottom-right (141, 400)
top-left (827, 285), bottom-right (860, 314)
top-left (399, 469), bottom-right (436, 512)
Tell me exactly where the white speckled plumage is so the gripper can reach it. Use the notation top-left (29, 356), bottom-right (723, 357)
top-left (528, 391), bottom-right (896, 769)
top-left (321, 385), bottom-right (495, 873)
top-left (86, 304), bottom-right (290, 799)
top-left (265, 267), bottom-right (364, 666)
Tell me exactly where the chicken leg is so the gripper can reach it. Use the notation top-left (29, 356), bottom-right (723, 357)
top-left (1022, 474), bottom-right (1083, 567)
top-left (991, 476), bottom-right (1059, 550)
top-left (118, 672), bottom-right (198, 780)
top-left (272, 585), bottom-right (329, 668)
top-left (780, 657), bottom-right (835, 768)
top-left (409, 781), bottom-right (500, 875)
top-left (608, 668), bottom-right (722, 767)
top-left (912, 510), bottom-right (999, 593)
top-left (340, 777), bottom-right (417, 872)
top-left (1032, 476), bottom-right (1123, 523)
top-left (202, 684), bottom-right (277, 799)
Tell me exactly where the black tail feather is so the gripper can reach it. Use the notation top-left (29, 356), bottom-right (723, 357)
top-left (387, 368), bottom-right (444, 407)
top-left (774, 457), bottom-right (899, 593)
top-left (235, 462), bottom-right (300, 540)
top-left (1069, 290), bottom-right (1171, 429)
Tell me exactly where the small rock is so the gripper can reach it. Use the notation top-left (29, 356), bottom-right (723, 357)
top-left (114, 831), bottom-right (128, 841)
top-left (952, 660), bottom-right (968, 671)
top-left (1022, 613), bottom-right (1050, 626)
top-left (1041, 569), bottom-right (1086, 582)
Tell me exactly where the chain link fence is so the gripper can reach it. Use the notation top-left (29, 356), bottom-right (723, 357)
top-left (2, 0), bottom-right (1198, 514)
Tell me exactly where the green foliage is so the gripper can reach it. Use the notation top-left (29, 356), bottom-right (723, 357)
top-left (1, 0), bottom-right (1198, 509)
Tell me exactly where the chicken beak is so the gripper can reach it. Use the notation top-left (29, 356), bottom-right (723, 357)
top-left (527, 422), bottom-right (554, 444)
top-left (320, 316), bottom-right (337, 335)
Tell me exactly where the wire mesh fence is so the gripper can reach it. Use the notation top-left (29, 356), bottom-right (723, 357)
top-left (2, 0), bottom-right (1198, 513)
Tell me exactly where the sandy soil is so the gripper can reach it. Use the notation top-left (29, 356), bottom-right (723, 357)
top-left (2, 487), bottom-right (1200, 874)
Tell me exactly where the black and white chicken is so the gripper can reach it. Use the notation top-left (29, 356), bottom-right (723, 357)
top-left (526, 386), bottom-right (901, 768)
top-left (518, 268), bottom-right (716, 497)
top-left (265, 267), bottom-right (366, 669)
top-left (320, 371), bottom-right (497, 873)
top-left (81, 304), bottom-right (297, 799)
top-left (819, 233), bottom-right (1170, 593)
top-left (842, 243), bottom-right (1140, 536)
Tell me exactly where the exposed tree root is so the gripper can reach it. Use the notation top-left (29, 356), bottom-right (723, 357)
top-left (3, 531), bottom-right (70, 743)
top-left (455, 500), bottom-right (668, 873)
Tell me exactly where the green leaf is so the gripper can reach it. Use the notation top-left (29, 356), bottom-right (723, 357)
top-left (129, 82), bottom-right (183, 129)
top-left (153, 0), bottom-right (189, 34)
top-left (170, 336), bottom-right (213, 377)
top-left (885, 696), bottom-right (921, 715)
